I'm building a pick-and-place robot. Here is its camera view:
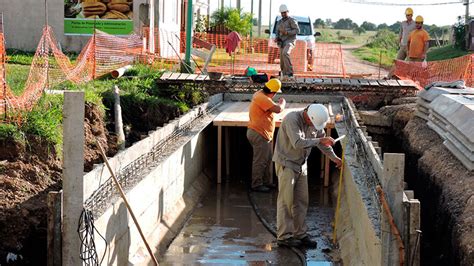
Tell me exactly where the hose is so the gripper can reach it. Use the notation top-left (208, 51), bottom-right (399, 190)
top-left (247, 190), bottom-right (307, 266)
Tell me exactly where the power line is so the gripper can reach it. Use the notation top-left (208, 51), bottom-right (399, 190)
top-left (343, 0), bottom-right (470, 6)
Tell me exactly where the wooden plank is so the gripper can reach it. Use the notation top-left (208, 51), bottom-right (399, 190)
top-left (160, 72), bottom-right (173, 80)
top-left (313, 78), bottom-right (324, 84)
top-left (341, 79), bottom-right (351, 86)
top-left (377, 80), bottom-right (390, 86)
top-left (186, 74), bottom-right (199, 80)
top-left (321, 79), bottom-right (333, 85)
top-left (359, 79), bottom-right (370, 86)
top-left (368, 80), bottom-right (380, 86)
top-left (386, 79), bottom-right (401, 86)
top-left (169, 73), bottom-right (181, 80)
top-left (47, 191), bottom-right (62, 266)
top-left (177, 73), bottom-right (190, 80)
top-left (397, 79), bottom-right (417, 87)
top-left (305, 78), bottom-right (314, 84)
top-left (331, 78), bottom-right (342, 85)
top-left (297, 78), bottom-right (306, 83)
top-left (195, 74), bottom-right (207, 81)
top-left (349, 79), bottom-right (361, 85)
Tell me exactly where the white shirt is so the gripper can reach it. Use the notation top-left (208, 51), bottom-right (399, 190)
top-left (400, 20), bottom-right (417, 46)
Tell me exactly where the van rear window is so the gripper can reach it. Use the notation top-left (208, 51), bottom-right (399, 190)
top-left (272, 20), bottom-right (312, 36)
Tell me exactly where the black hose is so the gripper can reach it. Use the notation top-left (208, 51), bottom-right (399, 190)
top-left (247, 190), bottom-right (307, 266)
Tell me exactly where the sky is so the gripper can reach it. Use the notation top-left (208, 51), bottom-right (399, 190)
top-left (209, 0), bottom-right (468, 26)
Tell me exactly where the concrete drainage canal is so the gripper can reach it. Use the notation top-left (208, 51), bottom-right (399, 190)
top-left (51, 91), bottom-right (473, 266)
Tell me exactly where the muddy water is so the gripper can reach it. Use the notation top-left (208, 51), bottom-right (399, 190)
top-left (160, 178), bottom-right (339, 265)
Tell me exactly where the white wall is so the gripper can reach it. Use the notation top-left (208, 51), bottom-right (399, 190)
top-left (0, 0), bottom-right (178, 52)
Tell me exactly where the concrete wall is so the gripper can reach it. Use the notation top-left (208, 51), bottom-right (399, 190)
top-left (65, 94), bottom-right (223, 265)
top-left (335, 159), bottom-right (382, 265)
top-left (0, 0), bottom-right (178, 52)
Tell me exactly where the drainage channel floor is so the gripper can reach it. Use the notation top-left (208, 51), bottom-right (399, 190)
top-left (160, 178), bottom-right (340, 265)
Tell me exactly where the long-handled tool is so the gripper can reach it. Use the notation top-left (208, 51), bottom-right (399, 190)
top-left (96, 140), bottom-right (159, 266)
top-left (173, 33), bottom-right (203, 74)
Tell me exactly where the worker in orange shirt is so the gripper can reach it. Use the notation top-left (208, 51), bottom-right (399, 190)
top-left (407, 15), bottom-right (430, 62)
top-left (247, 78), bottom-right (286, 192)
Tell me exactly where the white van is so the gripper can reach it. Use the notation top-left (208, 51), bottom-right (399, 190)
top-left (265, 16), bottom-right (320, 65)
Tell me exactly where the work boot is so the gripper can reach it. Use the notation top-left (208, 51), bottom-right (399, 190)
top-left (277, 237), bottom-right (302, 247)
top-left (252, 185), bottom-right (271, 192)
top-left (299, 236), bottom-right (317, 248)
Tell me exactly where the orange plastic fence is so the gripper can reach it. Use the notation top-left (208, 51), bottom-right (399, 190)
top-left (0, 26), bottom-right (142, 119)
top-left (394, 54), bottom-right (474, 88)
top-left (144, 29), bottom-right (346, 77)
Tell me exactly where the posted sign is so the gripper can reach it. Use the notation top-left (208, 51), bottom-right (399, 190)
top-left (64, 0), bottom-right (133, 35)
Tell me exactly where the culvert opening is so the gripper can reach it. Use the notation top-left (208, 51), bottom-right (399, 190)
top-left (216, 126), bottom-right (342, 187)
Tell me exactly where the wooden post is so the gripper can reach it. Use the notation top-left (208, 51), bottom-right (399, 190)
top-left (47, 191), bottom-right (62, 266)
top-left (381, 153), bottom-right (405, 266)
top-left (62, 91), bottom-right (85, 266)
top-left (324, 127), bottom-right (332, 187)
top-left (225, 127), bottom-right (230, 179)
top-left (217, 125), bottom-right (222, 183)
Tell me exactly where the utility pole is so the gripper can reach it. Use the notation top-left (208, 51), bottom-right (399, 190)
top-left (269, 0), bottom-right (272, 34)
top-left (221, 0), bottom-right (224, 11)
top-left (465, 0), bottom-right (471, 50)
top-left (237, 0), bottom-right (241, 10)
top-left (250, 0), bottom-right (254, 39)
top-left (465, 0), bottom-right (470, 24)
top-left (148, 0), bottom-right (155, 54)
top-left (258, 0), bottom-right (262, 36)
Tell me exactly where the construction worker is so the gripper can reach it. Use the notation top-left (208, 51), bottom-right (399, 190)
top-left (397, 7), bottom-right (416, 60)
top-left (275, 4), bottom-right (300, 79)
top-left (247, 78), bottom-right (286, 192)
top-left (273, 104), bottom-right (342, 247)
top-left (407, 16), bottom-right (430, 62)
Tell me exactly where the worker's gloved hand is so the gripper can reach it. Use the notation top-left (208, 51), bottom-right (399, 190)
top-left (319, 137), bottom-right (335, 147)
top-left (334, 157), bottom-right (342, 168)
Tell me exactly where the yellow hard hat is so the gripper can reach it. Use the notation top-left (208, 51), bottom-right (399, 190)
top-left (265, 78), bottom-right (282, 93)
top-left (415, 15), bottom-right (424, 23)
top-left (405, 8), bottom-right (413, 15)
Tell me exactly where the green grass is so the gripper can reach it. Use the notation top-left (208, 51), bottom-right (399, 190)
top-left (316, 29), bottom-right (377, 45)
top-left (353, 47), bottom-right (397, 68)
top-left (5, 64), bottom-right (31, 96)
top-left (0, 123), bottom-right (24, 142)
top-left (427, 45), bottom-right (471, 61)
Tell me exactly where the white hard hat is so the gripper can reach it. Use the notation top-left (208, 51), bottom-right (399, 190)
top-left (279, 4), bottom-right (288, 13)
top-left (307, 104), bottom-right (329, 130)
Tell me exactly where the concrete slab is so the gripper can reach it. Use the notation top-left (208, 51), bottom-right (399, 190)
top-left (444, 139), bottom-right (474, 171)
top-left (359, 111), bottom-right (393, 127)
top-left (418, 87), bottom-right (474, 102)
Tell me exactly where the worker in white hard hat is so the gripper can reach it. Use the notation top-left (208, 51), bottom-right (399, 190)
top-left (272, 104), bottom-right (342, 248)
top-left (407, 15), bottom-right (430, 62)
top-left (247, 78), bottom-right (286, 192)
top-left (397, 7), bottom-right (417, 60)
top-left (275, 4), bottom-right (299, 79)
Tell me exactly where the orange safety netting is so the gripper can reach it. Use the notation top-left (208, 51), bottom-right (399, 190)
top-left (145, 30), bottom-right (346, 78)
top-left (393, 54), bottom-right (474, 88)
top-left (0, 25), bottom-right (143, 119)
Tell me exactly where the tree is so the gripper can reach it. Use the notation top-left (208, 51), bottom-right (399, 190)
top-left (325, 19), bottom-right (333, 28)
top-left (388, 21), bottom-right (402, 33)
top-left (211, 7), bottom-right (253, 35)
top-left (334, 18), bottom-right (357, 29)
top-left (353, 26), bottom-right (366, 35)
top-left (361, 21), bottom-right (376, 31)
top-left (313, 18), bottom-right (326, 29)
top-left (377, 23), bottom-right (389, 30)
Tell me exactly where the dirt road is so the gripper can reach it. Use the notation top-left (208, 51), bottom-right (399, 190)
top-left (342, 44), bottom-right (389, 79)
